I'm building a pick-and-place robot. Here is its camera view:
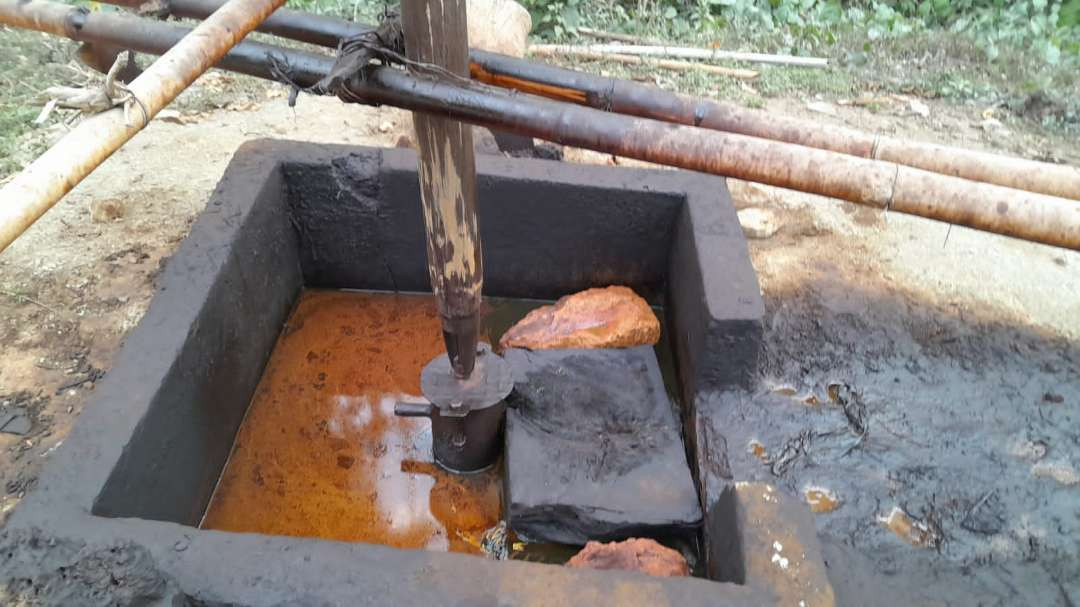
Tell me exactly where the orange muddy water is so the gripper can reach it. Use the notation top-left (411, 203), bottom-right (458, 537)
top-left (200, 290), bottom-right (503, 554)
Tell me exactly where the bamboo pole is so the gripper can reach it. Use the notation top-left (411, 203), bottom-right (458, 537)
top-left (527, 45), bottom-right (759, 80)
top-left (89, 0), bottom-right (1080, 200)
top-left (0, 0), bottom-right (286, 253)
top-left (3, 2), bottom-right (1077, 249)
top-left (576, 26), bottom-right (656, 45)
top-left (401, 0), bottom-right (484, 377)
top-left (530, 43), bottom-right (829, 67)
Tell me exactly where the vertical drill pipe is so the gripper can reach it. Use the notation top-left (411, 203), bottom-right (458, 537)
top-left (0, 0), bottom-right (286, 253)
top-left (401, 0), bottom-right (484, 378)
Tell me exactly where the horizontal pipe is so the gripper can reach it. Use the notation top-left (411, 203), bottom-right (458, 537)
top-left (0, 2), bottom-right (332, 85)
top-left (348, 68), bottom-right (1079, 249)
top-left (5, 0), bottom-right (1078, 250)
top-left (471, 51), bottom-right (1080, 202)
top-left (95, 0), bottom-right (1080, 202)
top-left (527, 45), bottom-right (760, 80)
top-left (101, 0), bottom-right (368, 47)
top-left (0, 0), bottom-right (287, 253)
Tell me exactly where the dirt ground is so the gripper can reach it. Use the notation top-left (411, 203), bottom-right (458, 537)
top-left (0, 52), bottom-right (1078, 604)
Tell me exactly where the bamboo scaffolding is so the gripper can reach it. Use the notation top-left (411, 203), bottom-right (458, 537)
top-left (0, 0), bottom-right (286, 253)
top-left (2, 1), bottom-right (1077, 250)
top-left (92, 0), bottom-right (1080, 201)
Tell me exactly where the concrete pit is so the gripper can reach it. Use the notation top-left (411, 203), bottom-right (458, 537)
top-left (5, 142), bottom-right (837, 606)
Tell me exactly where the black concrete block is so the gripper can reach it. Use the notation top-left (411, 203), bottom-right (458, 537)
top-left (504, 347), bottom-right (702, 545)
top-left (667, 177), bottom-right (764, 399)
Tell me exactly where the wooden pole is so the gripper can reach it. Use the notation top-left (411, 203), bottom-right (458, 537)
top-left (529, 43), bottom-right (829, 68)
top-left (527, 45), bottom-right (760, 80)
top-left (469, 51), bottom-right (1080, 202)
top-left (400, 0), bottom-right (484, 378)
top-left (0, 0), bottom-right (286, 253)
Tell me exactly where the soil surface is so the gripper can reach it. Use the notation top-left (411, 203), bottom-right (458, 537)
top-left (1, 45), bottom-right (1078, 606)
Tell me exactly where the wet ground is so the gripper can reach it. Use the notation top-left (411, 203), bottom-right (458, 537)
top-left (712, 252), bottom-right (1080, 605)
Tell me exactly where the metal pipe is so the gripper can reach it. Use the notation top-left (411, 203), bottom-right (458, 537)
top-left (341, 69), bottom-right (1080, 250)
top-left (469, 51), bottom-right (1080, 202)
top-left (4, 1), bottom-right (1078, 249)
top-left (0, 0), bottom-right (287, 253)
top-left (100, 0), bottom-right (368, 47)
top-left (1, 3), bottom-right (330, 84)
top-left (93, 0), bottom-right (1080, 201)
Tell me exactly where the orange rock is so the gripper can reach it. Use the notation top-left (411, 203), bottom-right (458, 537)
top-left (566, 538), bottom-right (689, 577)
top-left (498, 286), bottom-right (660, 350)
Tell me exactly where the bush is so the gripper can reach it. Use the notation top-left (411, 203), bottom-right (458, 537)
top-left (524, 0), bottom-right (1080, 65)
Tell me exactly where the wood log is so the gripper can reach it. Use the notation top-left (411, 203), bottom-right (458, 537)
top-left (353, 67), bottom-right (1080, 250)
top-left (470, 50), bottom-right (1080, 201)
top-left (4, 1), bottom-right (1077, 250)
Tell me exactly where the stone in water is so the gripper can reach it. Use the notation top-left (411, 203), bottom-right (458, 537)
top-left (503, 347), bottom-right (701, 545)
top-left (499, 286), bottom-right (660, 350)
top-left (567, 538), bottom-right (690, 577)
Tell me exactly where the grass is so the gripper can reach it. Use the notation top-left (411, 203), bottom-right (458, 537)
top-left (0, 28), bottom-right (79, 179)
top-left (519, 0), bottom-right (1079, 131)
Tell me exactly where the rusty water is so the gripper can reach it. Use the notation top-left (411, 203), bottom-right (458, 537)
top-left (200, 290), bottom-right (535, 554)
top-left (200, 289), bottom-right (687, 563)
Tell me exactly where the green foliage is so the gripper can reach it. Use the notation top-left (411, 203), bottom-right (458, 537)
top-left (524, 0), bottom-right (1080, 65)
top-left (0, 30), bottom-right (74, 179)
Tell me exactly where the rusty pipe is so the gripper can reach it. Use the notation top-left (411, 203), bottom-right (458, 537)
top-left (92, 0), bottom-right (1080, 201)
top-left (4, 1), bottom-right (1078, 249)
top-left (340, 69), bottom-right (1080, 250)
top-left (469, 53), bottom-right (1080, 202)
top-left (97, 0), bottom-right (369, 47)
top-left (0, 2), bottom-right (330, 85)
top-left (0, 0), bottom-right (287, 253)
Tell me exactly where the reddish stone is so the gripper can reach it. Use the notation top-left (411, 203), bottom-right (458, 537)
top-left (499, 286), bottom-right (660, 350)
top-left (566, 538), bottom-right (690, 577)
